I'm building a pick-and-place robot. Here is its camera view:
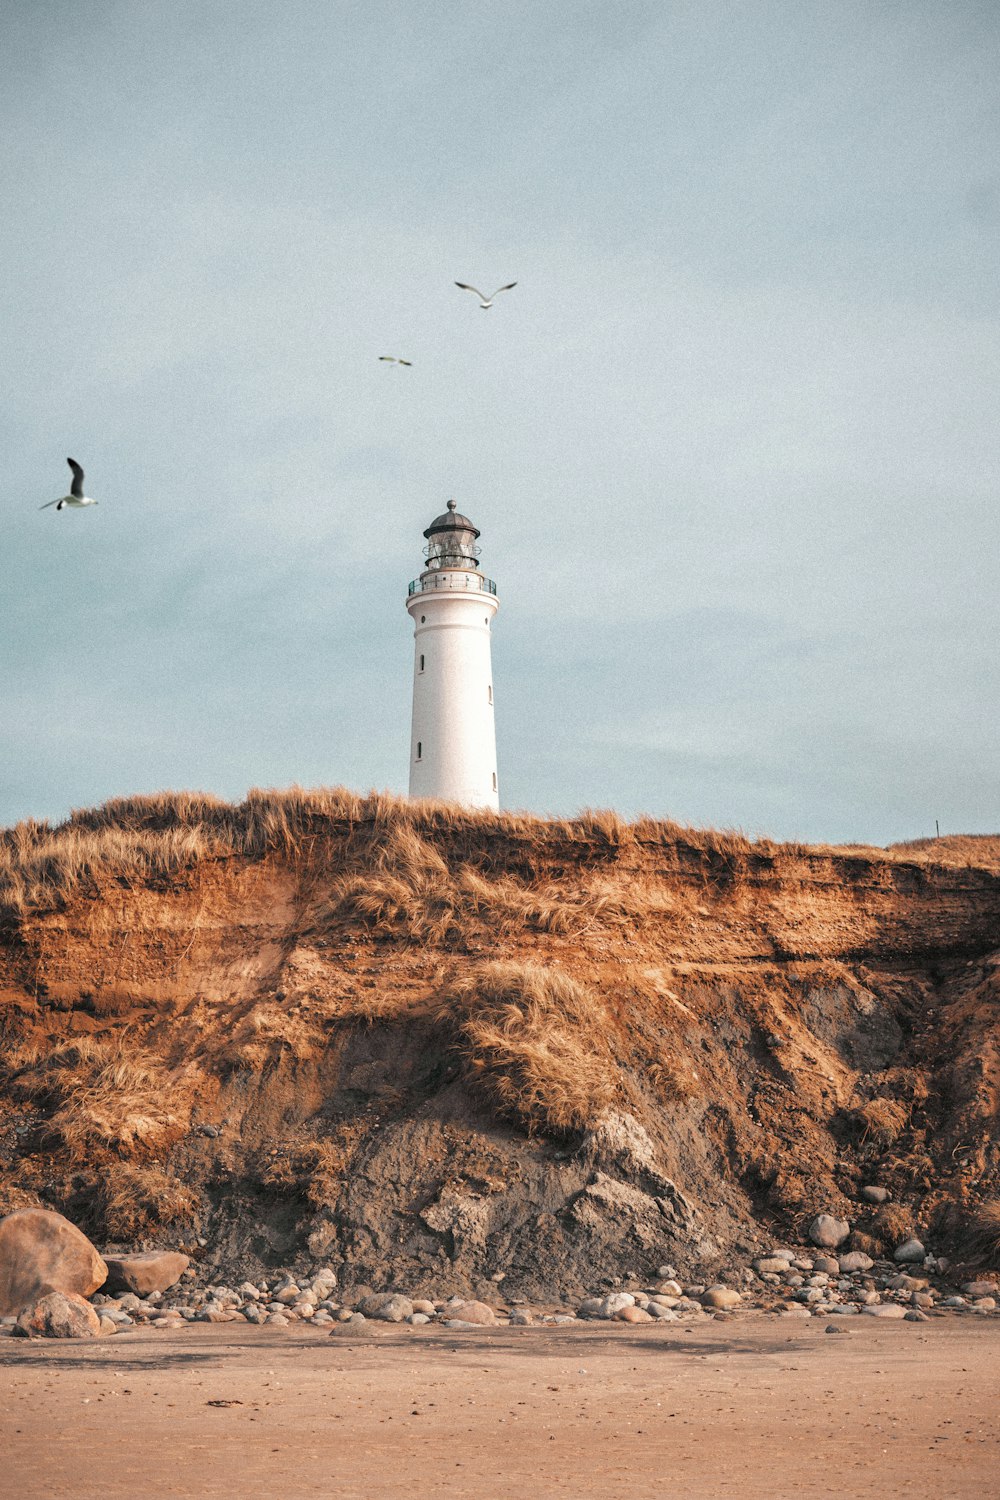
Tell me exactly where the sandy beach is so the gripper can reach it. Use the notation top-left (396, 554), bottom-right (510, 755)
top-left (3, 1317), bottom-right (998, 1499)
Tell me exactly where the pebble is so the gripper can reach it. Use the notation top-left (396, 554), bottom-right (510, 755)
top-left (445, 1300), bottom-right (496, 1326)
top-left (808, 1215), bottom-right (850, 1250)
top-left (838, 1253), bottom-right (874, 1273)
top-left (862, 1303), bottom-right (906, 1318)
top-left (617, 1305), bottom-right (654, 1324)
top-left (357, 1294), bottom-right (413, 1323)
top-left (893, 1238), bottom-right (926, 1264)
top-left (702, 1286), bottom-right (742, 1310)
top-left (861, 1185), bottom-right (889, 1203)
top-left (904, 1310), bottom-right (929, 1322)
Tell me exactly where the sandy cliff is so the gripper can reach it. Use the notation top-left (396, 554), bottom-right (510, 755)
top-left (1, 789), bottom-right (998, 1299)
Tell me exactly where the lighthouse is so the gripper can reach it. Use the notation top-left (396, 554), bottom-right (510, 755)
top-left (406, 499), bottom-right (500, 809)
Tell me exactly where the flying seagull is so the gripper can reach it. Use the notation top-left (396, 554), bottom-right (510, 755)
top-left (454, 281), bottom-right (517, 309)
top-left (39, 458), bottom-right (98, 511)
top-left (378, 356), bottom-right (413, 366)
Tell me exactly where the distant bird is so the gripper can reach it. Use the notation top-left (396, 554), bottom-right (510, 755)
top-left (378, 356), bottom-right (413, 366)
top-left (39, 458), bottom-right (98, 511)
top-left (454, 281), bottom-right (517, 309)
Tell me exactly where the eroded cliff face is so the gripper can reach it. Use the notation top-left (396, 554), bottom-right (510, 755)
top-left (2, 803), bottom-right (999, 1298)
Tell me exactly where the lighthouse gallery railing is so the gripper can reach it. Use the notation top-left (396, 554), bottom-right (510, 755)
top-left (408, 573), bottom-right (497, 597)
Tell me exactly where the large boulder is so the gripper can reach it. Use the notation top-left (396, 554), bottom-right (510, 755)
top-left (101, 1251), bottom-right (190, 1296)
top-left (14, 1290), bottom-right (101, 1339)
top-left (0, 1209), bottom-right (107, 1318)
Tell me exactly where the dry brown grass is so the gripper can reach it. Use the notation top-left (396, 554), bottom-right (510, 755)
top-left (767, 1170), bottom-right (813, 1215)
top-left (853, 1097), bottom-right (911, 1146)
top-left (259, 1137), bottom-right (358, 1210)
top-left (3, 1037), bottom-right (187, 1160)
top-left (887, 834), bottom-right (1000, 872)
top-left (869, 1201), bottom-right (915, 1252)
top-left (0, 784), bottom-right (851, 926)
top-left (95, 1164), bottom-right (201, 1241)
top-left (960, 1199), bottom-right (1000, 1266)
top-left (315, 823), bottom-right (680, 946)
top-left (433, 960), bottom-right (617, 1136)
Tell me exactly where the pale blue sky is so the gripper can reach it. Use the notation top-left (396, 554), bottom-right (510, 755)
top-left (2, 1), bottom-right (997, 841)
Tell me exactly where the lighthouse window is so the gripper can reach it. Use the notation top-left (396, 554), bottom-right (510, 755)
top-left (419, 654), bottom-right (425, 672)
top-left (492, 772), bottom-right (497, 791)
top-left (416, 742), bottom-right (422, 760)
top-left (488, 685), bottom-right (492, 704)
top-left (420, 615), bottom-right (426, 623)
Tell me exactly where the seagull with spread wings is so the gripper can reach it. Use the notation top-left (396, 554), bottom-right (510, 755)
top-left (378, 356), bottom-right (413, 366)
top-left (39, 459), bottom-right (98, 511)
top-left (454, 280), bottom-right (517, 309)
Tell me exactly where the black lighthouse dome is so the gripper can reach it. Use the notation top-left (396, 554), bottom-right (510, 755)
top-left (423, 499), bottom-right (481, 569)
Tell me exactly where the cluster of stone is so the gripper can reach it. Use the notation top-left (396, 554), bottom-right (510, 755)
top-left (3, 1206), bottom-right (999, 1339)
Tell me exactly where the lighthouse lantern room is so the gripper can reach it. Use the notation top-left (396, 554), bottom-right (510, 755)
top-left (405, 500), bottom-right (499, 809)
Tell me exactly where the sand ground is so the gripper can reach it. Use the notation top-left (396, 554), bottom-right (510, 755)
top-left (2, 1317), bottom-right (998, 1499)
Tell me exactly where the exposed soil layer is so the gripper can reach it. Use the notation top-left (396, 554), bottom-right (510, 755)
top-left (3, 1321), bottom-right (999, 1500)
top-left (1, 793), bottom-right (999, 1296)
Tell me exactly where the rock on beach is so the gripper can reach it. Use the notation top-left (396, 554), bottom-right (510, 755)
top-left (807, 1215), bottom-right (851, 1250)
top-left (893, 1239), bottom-right (926, 1264)
top-left (701, 1286), bottom-right (742, 1310)
top-left (101, 1251), bottom-right (190, 1296)
top-left (15, 1290), bottom-right (101, 1339)
top-left (0, 1209), bottom-right (108, 1318)
top-left (356, 1293), bottom-right (413, 1323)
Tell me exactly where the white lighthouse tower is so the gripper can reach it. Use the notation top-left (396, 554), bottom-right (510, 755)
top-left (406, 499), bottom-right (499, 809)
